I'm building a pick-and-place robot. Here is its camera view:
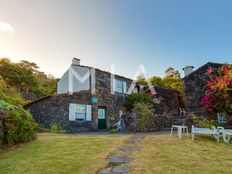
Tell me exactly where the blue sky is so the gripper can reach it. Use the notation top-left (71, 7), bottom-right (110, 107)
top-left (0, 0), bottom-right (231, 78)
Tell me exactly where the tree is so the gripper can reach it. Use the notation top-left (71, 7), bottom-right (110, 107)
top-left (163, 67), bottom-right (183, 94)
top-left (0, 58), bottom-right (57, 104)
top-left (136, 75), bottom-right (147, 85)
top-left (19, 60), bottom-right (39, 72)
top-left (148, 76), bottom-right (166, 87)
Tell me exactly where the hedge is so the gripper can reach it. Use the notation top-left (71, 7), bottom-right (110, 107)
top-left (0, 100), bottom-right (37, 144)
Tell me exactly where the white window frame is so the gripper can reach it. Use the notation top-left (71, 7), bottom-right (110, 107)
top-left (114, 79), bottom-right (127, 94)
top-left (69, 103), bottom-right (92, 121)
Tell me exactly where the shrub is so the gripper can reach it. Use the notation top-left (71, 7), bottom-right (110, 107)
top-left (50, 123), bottom-right (62, 133)
top-left (0, 100), bottom-right (37, 144)
top-left (110, 128), bottom-right (117, 133)
top-left (125, 93), bottom-right (154, 110)
top-left (132, 102), bottom-right (155, 132)
top-left (192, 116), bottom-right (215, 128)
top-left (200, 64), bottom-right (232, 117)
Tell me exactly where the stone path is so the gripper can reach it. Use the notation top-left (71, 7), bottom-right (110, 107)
top-left (97, 135), bottom-right (145, 174)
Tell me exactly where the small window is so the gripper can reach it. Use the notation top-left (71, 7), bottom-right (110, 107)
top-left (114, 79), bottom-right (127, 94)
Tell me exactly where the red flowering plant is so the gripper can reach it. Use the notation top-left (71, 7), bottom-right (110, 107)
top-left (200, 64), bottom-right (232, 117)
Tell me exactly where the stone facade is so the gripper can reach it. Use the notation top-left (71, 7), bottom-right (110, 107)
top-left (183, 62), bottom-right (222, 113)
top-left (145, 86), bottom-right (182, 116)
top-left (25, 69), bottom-right (133, 132)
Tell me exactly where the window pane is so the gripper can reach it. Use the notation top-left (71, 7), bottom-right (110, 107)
top-left (98, 109), bottom-right (105, 119)
top-left (76, 104), bottom-right (86, 113)
top-left (116, 80), bottom-right (123, 93)
top-left (74, 104), bottom-right (86, 121)
top-left (75, 113), bottom-right (85, 121)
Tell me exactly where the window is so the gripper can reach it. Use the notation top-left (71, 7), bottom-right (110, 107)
top-left (114, 79), bottom-right (127, 94)
top-left (69, 103), bottom-right (92, 121)
top-left (75, 104), bottom-right (86, 121)
top-left (98, 109), bottom-right (105, 119)
top-left (116, 80), bottom-right (123, 93)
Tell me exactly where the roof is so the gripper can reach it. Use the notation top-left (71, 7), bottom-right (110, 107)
top-left (24, 90), bottom-right (92, 108)
top-left (71, 64), bottom-right (134, 81)
top-left (182, 62), bottom-right (224, 80)
top-left (24, 95), bottom-right (53, 108)
top-left (145, 85), bottom-right (179, 95)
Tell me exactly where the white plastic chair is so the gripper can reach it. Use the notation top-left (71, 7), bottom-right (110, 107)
top-left (217, 113), bottom-right (227, 124)
top-left (179, 108), bottom-right (187, 117)
top-left (217, 126), bottom-right (232, 143)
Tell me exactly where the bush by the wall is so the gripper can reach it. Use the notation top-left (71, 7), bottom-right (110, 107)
top-left (132, 102), bottom-right (155, 132)
top-left (125, 93), bottom-right (155, 110)
top-left (50, 123), bottom-right (62, 133)
top-left (190, 116), bottom-right (215, 128)
top-left (0, 100), bottom-right (37, 144)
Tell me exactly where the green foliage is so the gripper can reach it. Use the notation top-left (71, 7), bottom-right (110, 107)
top-left (0, 58), bottom-right (57, 106)
top-left (163, 67), bottom-right (183, 94)
top-left (0, 58), bottom-right (38, 92)
top-left (125, 93), bottom-right (154, 110)
top-left (192, 116), bottom-right (215, 128)
top-left (136, 67), bottom-right (184, 94)
top-left (0, 87), bottom-right (29, 106)
top-left (136, 75), bottom-right (147, 85)
top-left (0, 100), bottom-right (37, 144)
top-left (148, 76), bottom-right (166, 87)
top-left (50, 123), bottom-right (62, 133)
top-left (110, 128), bottom-right (118, 133)
top-left (133, 102), bottom-right (155, 132)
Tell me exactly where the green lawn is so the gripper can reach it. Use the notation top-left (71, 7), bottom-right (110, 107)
top-left (0, 133), bottom-right (127, 174)
top-left (131, 135), bottom-right (232, 174)
top-left (1, 133), bottom-right (232, 174)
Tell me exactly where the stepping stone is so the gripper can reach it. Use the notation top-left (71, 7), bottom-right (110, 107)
top-left (107, 154), bottom-right (133, 165)
top-left (125, 140), bottom-right (138, 145)
top-left (118, 146), bottom-right (138, 152)
top-left (112, 165), bottom-right (130, 173)
top-left (129, 135), bottom-right (145, 141)
top-left (98, 167), bottom-right (112, 174)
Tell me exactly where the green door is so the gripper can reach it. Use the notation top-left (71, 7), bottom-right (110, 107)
top-left (98, 108), bottom-right (106, 129)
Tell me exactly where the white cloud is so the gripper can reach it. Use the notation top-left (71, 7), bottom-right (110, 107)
top-left (0, 21), bottom-right (14, 32)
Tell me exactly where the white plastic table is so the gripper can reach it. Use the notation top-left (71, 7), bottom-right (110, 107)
top-left (171, 125), bottom-right (189, 139)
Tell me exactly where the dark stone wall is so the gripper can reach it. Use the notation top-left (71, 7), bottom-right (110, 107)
top-left (26, 91), bottom-right (95, 132)
top-left (94, 69), bottom-right (133, 128)
top-left (154, 86), bottom-right (181, 116)
top-left (145, 86), bottom-right (181, 116)
top-left (183, 62), bottom-right (222, 113)
top-left (26, 69), bottom-right (133, 132)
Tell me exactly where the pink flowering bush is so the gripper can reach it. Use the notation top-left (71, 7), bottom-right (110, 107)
top-left (200, 64), bottom-right (232, 117)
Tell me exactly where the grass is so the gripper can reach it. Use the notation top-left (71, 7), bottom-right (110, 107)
top-left (0, 133), bottom-right (127, 174)
top-left (1, 133), bottom-right (232, 174)
top-left (131, 134), bottom-right (232, 174)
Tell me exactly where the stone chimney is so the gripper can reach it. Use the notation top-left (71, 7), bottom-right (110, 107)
top-left (183, 65), bottom-right (194, 76)
top-left (72, 57), bottom-right (80, 66)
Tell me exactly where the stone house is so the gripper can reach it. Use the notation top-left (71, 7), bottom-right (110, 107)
top-left (183, 62), bottom-right (223, 114)
top-left (25, 58), bottom-right (137, 132)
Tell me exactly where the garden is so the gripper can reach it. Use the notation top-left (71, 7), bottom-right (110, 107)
top-left (1, 133), bottom-right (232, 174)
